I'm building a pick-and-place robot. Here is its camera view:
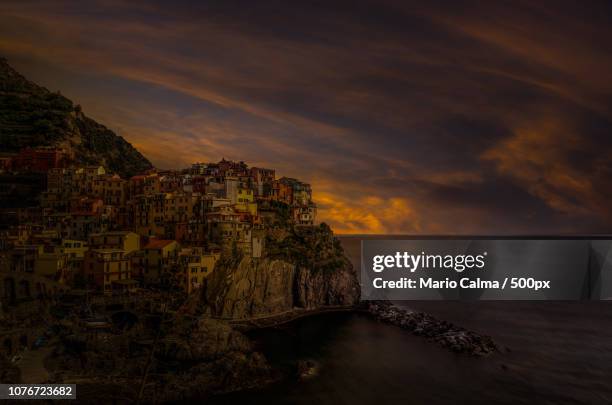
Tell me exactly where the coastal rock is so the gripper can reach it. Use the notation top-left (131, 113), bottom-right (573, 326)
top-left (152, 350), bottom-right (272, 402)
top-left (367, 302), bottom-right (498, 356)
top-left (205, 224), bottom-right (360, 319)
top-left (158, 318), bottom-right (252, 361)
top-left (294, 262), bottom-right (360, 309)
top-left (149, 317), bottom-right (273, 402)
top-left (205, 258), bottom-right (295, 318)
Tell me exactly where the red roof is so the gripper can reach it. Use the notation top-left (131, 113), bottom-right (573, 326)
top-left (144, 239), bottom-right (176, 249)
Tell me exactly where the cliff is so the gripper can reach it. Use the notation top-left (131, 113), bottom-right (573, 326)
top-left (0, 58), bottom-right (152, 178)
top-left (150, 318), bottom-right (273, 401)
top-left (204, 223), bottom-right (360, 319)
top-left (47, 314), bottom-right (272, 402)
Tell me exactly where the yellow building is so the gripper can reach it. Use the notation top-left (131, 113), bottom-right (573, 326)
top-left (34, 250), bottom-right (68, 280)
top-left (88, 231), bottom-right (140, 254)
top-left (61, 239), bottom-right (88, 257)
top-left (237, 187), bottom-right (254, 203)
top-left (84, 249), bottom-right (132, 293)
top-left (179, 247), bottom-right (220, 294)
top-left (142, 239), bottom-right (180, 284)
top-left (164, 192), bottom-right (194, 222)
top-left (234, 201), bottom-right (258, 216)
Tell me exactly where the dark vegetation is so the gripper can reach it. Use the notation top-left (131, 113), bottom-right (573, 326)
top-left (265, 222), bottom-right (348, 274)
top-left (0, 58), bottom-right (152, 178)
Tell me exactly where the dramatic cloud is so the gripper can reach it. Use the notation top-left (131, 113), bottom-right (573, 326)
top-left (1, 0), bottom-right (612, 233)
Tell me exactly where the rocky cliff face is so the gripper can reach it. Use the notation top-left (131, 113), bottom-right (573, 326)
top-left (150, 318), bottom-right (272, 401)
top-left (204, 224), bottom-right (360, 319)
top-left (47, 313), bottom-right (272, 401)
top-left (0, 58), bottom-right (152, 178)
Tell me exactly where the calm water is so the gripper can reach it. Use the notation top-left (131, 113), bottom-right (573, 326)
top-left (212, 237), bottom-right (612, 404)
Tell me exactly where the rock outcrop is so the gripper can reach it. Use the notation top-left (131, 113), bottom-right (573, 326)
top-left (204, 258), bottom-right (295, 318)
top-left (204, 223), bottom-right (360, 319)
top-left (158, 317), bottom-right (253, 361)
top-left (149, 318), bottom-right (273, 402)
top-left (367, 301), bottom-right (498, 356)
top-left (46, 313), bottom-right (273, 402)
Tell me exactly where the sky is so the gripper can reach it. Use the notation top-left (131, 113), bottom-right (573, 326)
top-left (2, 0), bottom-right (612, 234)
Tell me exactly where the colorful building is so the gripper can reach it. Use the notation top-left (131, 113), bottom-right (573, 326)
top-left (88, 231), bottom-right (140, 254)
top-left (179, 247), bottom-right (220, 294)
top-left (142, 239), bottom-right (180, 284)
top-left (83, 249), bottom-right (132, 293)
top-left (12, 147), bottom-right (66, 172)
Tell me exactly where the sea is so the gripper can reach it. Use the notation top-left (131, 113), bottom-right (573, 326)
top-left (211, 236), bottom-right (612, 404)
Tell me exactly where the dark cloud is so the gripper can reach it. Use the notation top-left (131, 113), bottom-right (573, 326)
top-left (1, 0), bottom-right (612, 233)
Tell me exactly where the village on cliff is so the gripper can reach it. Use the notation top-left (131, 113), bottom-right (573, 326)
top-left (0, 147), bottom-right (319, 360)
top-left (1, 146), bottom-right (317, 296)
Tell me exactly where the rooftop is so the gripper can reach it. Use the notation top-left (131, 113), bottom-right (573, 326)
top-left (144, 239), bottom-right (176, 249)
top-left (90, 231), bottom-right (135, 237)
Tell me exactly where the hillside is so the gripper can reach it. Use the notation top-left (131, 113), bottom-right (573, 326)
top-left (0, 58), bottom-right (152, 177)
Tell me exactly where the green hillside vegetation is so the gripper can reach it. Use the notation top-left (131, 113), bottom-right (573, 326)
top-left (0, 58), bottom-right (152, 177)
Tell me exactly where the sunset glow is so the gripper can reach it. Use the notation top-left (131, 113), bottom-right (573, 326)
top-left (3, 0), bottom-right (612, 233)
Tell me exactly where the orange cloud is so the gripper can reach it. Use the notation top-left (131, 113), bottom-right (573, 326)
top-left (315, 192), bottom-right (422, 234)
top-left (482, 121), bottom-right (595, 216)
top-left (3, 0), bottom-right (612, 235)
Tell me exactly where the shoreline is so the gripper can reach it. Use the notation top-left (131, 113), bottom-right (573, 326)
top-left (220, 305), bottom-right (359, 332)
top-left (207, 301), bottom-right (500, 402)
top-left (225, 302), bottom-right (499, 356)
